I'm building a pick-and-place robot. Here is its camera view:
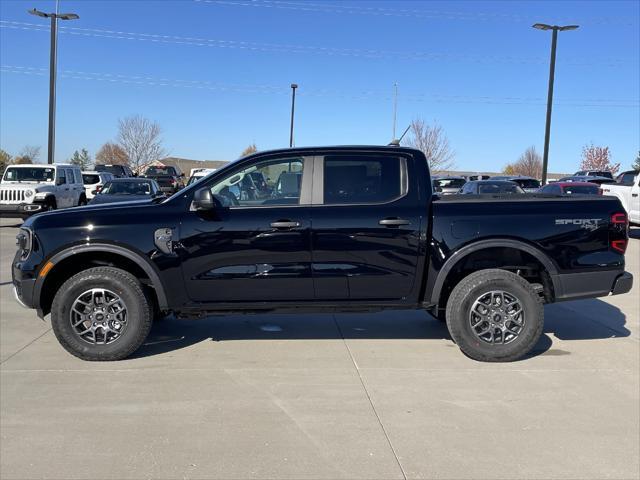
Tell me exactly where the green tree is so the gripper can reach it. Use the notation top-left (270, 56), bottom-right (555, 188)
top-left (0, 149), bottom-right (11, 174)
top-left (632, 151), bottom-right (640, 171)
top-left (69, 148), bottom-right (91, 169)
top-left (502, 163), bottom-right (517, 175)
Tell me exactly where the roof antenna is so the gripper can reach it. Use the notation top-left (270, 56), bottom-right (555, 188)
top-left (388, 124), bottom-right (411, 146)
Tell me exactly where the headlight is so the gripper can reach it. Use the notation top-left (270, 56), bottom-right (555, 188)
top-left (24, 189), bottom-right (34, 198)
top-left (15, 227), bottom-right (32, 260)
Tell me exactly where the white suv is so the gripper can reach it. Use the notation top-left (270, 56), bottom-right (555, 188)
top-left (0, 164), bottom-right (86, 218)
top-left (82, 170), bottom-right (114, 200)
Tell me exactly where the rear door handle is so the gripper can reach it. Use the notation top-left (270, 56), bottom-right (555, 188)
top-left (632, 193), bottom-right (638, 197)
top-left (270, 220), bottom-right (300, 229)
top-left (379, 218), bottom-right (410, 226)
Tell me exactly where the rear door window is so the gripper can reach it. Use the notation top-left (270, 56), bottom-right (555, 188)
top-left (322, 155), bottom-right (406, 204)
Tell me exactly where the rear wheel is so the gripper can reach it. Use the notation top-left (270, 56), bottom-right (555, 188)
top-left (445, 269), bottom-right (543, 362)
top-left (51, 267), bottom-right (152, 361)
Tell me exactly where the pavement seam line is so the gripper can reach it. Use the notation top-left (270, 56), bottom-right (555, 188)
top-left (332, 314), bottom-right (408, 480)
top-left (0, 327), bottom-right (52, 365)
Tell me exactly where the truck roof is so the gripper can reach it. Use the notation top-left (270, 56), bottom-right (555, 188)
top-left (6, 163), bottom-right (75, 168)
top-left (240, 145), bottom-right (422, 158)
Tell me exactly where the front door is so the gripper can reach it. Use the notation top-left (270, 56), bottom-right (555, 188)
top-left (310, 152), bottom-right (423, 302)
top-left (179, 155), bottom-right (315, 303)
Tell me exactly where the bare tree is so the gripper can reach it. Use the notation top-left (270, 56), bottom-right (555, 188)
top-left (240, 143), bottom-right (257, 157)
top-left (403, 118), bottom-right (455, 172)
top-left (580, 144), bottom-right (620, 175)
top-left (515, 146), bottom-right (543, 178)
top-left (117, 115), bottom-right (166, 172)
top-left (17, 145), bottom-right (41, 164)
top-left (95, 142), bottom-right (129, 165)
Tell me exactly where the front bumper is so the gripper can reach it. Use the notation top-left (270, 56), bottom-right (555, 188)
top-left (12, 258), bottom-right (38, 310)
top-left (0, 203), bottom-right (44, 218)
top-left (554, 270), bottom-right (633, 301)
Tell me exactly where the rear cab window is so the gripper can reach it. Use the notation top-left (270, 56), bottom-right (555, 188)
top-left (82, 174), bottom-right (100, 184)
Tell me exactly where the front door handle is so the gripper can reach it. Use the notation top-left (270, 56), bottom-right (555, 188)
top-left (379, 218), bottom-right (410, 226)
top-left (270, 220), bottom-right (300, 229)
top-left (632, 193), bottom-right (638, 197)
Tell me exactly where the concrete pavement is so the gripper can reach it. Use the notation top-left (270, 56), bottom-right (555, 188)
top-left (1, 217), bottom-right (638, 479)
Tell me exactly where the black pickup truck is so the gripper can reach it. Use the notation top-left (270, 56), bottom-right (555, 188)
top-left (12, 146), bottom-right (633, 362)
top-left (142, 165), bottom-right (185, 195)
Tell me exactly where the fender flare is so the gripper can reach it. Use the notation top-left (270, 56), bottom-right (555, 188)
top-left (33, 192), bottom-right (56, 203)
top-left (35, 243), bottom-right (169, 310)
top-left (429, 238), bottom-right (559, 306)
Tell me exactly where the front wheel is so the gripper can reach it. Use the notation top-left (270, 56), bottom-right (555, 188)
top-left (50, 267), bottom-right (152, 361)
top-left (445, 269), bottom-right (543, 362)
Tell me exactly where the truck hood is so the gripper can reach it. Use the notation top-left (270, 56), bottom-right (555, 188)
top-left (22, 197), bottom-right (162, 229)
top-left (0, 183), bottom-right (55, 192)
top-left (89, 194), bottom-right (155, 205)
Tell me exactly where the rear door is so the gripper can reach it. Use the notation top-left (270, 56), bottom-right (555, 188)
top-left (55, 168), bottom-right (71, 207)
top-left (310, 151), bottom-right (424, 302)
top-left (69, 168), bottom-right (84, 204)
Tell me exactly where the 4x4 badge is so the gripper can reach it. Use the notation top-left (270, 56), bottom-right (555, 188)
top-left (555, 218), bottom-right (601, 231)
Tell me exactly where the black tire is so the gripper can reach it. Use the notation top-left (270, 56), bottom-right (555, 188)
top-left (50, 267), bottom-right (152, 361)
top-left (44, 198), bottom-right (56, 211)
top-left (445, 269), bottom-right (543, 362)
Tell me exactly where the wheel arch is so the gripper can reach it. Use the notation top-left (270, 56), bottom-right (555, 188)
top-left (429, 238), bottom-right (559, 308)
top-left (35, 244), bottom-right (168, 316)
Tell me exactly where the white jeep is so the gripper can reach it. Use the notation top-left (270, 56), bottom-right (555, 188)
top-left (0, 164), bottom-right (86, 218)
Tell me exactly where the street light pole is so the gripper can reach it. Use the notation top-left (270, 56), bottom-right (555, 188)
top-left (289, 83), bottom-right (298, 148)
top-left (47, 13), bottom-right (58, 165)
top-left (28, 8), bottom-right (79, 164)
top-left (533, 23), bottom-right (578, 185)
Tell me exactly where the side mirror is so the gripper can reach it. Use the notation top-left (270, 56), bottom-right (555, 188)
top-left (56, 178), bottom-right (64, 186)
top-left (193, 188), bottom-right (213, 210)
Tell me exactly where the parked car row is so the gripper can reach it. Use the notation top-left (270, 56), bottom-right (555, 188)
top-left (432, 170), bottom-right (639, 222)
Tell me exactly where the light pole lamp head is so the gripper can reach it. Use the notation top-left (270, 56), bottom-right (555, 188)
top-left (28, 8), bottom-right (50, 18)
top-left (533, 23), bottom-right (579, 31)
top-left (290, 83), bottom-right (298, 89)
top-left (58, 13), bottom-right (80, 20)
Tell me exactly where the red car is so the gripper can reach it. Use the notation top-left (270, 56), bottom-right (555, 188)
top-left (539, 181), bottom-right (602, 195)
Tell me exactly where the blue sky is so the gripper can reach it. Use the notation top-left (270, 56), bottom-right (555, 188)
top-left (1, 0), bottom-right (638, 173)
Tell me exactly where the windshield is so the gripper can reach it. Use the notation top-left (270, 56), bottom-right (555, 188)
top-left (434, 178), bottom-right (466, 189)
top-left (101, 181), bottom-right (152, 195)
top-left (96, 165), bottom-right (124, 175)
top-left (187, 175), bottom-right (205, 186)
top-left (512, 179), bottom-right (541, 189)
top-left (145, 166), bottom-right (177, 176)
top-left (2, 167), bottom-right (55, 183)
top-left (478, 183), bottom-right (524, 194)
top-left (82, 174), bottom-right (101, 185)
